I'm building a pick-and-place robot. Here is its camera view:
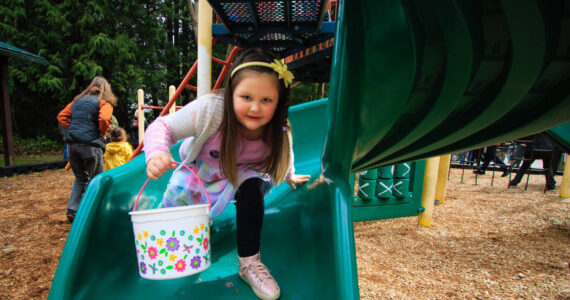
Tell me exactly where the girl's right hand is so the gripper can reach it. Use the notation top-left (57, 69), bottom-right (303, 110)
top-left (147, 152), bottom-right (176, 180)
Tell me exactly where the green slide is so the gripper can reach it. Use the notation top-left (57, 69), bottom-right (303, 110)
top-left (49, 99), bottom-right (350, 299)
top-left (51, 0), bottom-right (570, 299)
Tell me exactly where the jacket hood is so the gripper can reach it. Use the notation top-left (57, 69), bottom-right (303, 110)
top-left (105, 142), bottom-right (130, 154)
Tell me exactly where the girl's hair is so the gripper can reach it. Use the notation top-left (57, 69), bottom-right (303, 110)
top-left (73, 76), bottom-right (117, 106)
top-left (219, 48), bottom-right (291, 187)
top-left (109, 127), bottom-right (127, 142)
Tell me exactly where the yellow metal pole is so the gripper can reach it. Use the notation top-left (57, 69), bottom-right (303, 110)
top-left (168, 85), bottom-right (176, 115)
top-left (435, 154), bottom-right (451, 204)
top-left (197, 0), bottom-right (213, 97)
top-left (137, 89), bottom-right (144, 145)
top-left (561, 154), bottom-right (570, 198)
top-left (418, 157), bottom-right (440, 227)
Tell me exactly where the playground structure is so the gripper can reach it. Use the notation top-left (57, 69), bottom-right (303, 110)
top-left (49, 0), bottom-right (570, 299)
top-left (0, 42), bottom-right (48, 167)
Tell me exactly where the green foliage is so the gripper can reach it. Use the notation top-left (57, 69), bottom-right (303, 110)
top-left (0, 0), bottom-right (197, 138)
top-left (0, 154), bottom-right (62, 167)
top-left (0, 0), bottom-right (327, 141)
top-left (0, 135), bottom-right (60, 155)
top-left (290, 83), bottom-right (329, 106)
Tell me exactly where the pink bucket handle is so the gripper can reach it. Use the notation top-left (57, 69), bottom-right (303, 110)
top-left (132, 161), bottom-right (211, 212)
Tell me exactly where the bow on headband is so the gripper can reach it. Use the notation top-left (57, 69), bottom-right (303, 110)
top-left (231, 59), bottom-right (295, 88)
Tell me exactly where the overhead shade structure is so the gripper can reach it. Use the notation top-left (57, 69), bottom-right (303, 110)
top-left (0, 41), bottom-right (48, 166)
top-left (209, 0), bottom-right (336, 82)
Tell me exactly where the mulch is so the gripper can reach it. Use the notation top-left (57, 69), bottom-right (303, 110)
top-left (356, 168), bottom-right (570, 299)
top-left (0, 167), bottom-right (568, 299)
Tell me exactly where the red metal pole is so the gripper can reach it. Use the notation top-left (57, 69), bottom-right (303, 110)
top-left (131, 42), bottom-right (241, 160)
top-left (214, 46), bottom-right (241, 90)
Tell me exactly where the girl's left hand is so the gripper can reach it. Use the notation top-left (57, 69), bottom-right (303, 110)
top-left (286, 174), bottom-right (311, 190)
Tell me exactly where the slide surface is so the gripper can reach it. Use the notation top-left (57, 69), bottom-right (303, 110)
top-left (49, 99), bottom-right (348, 299)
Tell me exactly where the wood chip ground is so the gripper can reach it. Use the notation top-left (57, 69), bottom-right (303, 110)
top-left (0, 168), bottom-right (568, 299)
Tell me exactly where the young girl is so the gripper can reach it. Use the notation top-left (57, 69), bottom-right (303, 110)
top-left (104, 127), bottom-right (133, 171)
top-left (144, 48), bottom-right (309, 299)
top-left (57, 76), bottom-right (117, 222)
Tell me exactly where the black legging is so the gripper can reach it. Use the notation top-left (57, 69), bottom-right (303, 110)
top-left (234, 178), bottom-right (265, 257)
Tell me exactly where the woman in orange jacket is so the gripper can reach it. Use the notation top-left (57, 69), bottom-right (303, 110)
top-left (57, 76), bottom-right (117, 222)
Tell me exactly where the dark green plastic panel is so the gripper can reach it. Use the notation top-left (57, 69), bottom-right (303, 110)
top-left (351, 161), bottom-right (425, 222)
top-left (322, 1), bottom-right (570, 296)
top-left (334, 0), bottom-right (570, 171)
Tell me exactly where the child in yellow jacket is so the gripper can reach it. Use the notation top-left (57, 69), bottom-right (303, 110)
top-left (104, 127), bottom-right (133, 171)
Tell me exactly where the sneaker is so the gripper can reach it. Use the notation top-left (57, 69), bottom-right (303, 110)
top-left (66, 209), bottom-right (76, 223)
top-left (238, 253), bottom-right (280, 300)
top-left (508, 180), bottom-right (518, 187)
top-left (546, 184), bottom-right (556, 191)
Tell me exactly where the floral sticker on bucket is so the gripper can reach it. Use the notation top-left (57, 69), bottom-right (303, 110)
top-left (133, 220), bottom-right (211, 279)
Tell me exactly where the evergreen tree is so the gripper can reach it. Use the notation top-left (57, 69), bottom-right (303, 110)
top-left (0, 0), bottom-right (197, 139)
top-left (0, 0), bottom-right (323, 142)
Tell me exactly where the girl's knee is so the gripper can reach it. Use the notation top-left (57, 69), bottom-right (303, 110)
top-left (236, 178), bottom-right (265, 203)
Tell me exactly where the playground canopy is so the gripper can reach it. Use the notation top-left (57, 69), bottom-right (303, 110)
top-left (0, 42), bottom-right (48, 166)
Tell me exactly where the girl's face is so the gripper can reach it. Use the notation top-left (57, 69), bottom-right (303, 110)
top-left (232, 71), bottom-right (279, 140)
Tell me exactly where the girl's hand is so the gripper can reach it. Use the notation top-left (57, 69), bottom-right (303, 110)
top-left (147, 152), bottom-right (176, 180)
top-left (285, 174), bottom-right (311, 190)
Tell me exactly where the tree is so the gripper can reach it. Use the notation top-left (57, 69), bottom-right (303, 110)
top-left (0, 0), bottom-right (197, 138)
top-left (0, 0), bottom-right (325, 142)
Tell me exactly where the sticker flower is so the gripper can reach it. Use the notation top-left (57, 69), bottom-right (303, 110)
top-left (174, 259), bottom-right (186, 272)
top-left (203, 237), bottom-right (209, 250)
top-left (166, 237), bottom-right (180, 251)
top-left (139, 262), bottom-right (147, 274)
top-left (183, 245), bottom-right (193, 253)
top-left (169, 254), bottom-right (177, 262)
top-left (156, 238), bottom-right (164, 247)
top-left (190, 256), bottom-right (202, 269)
top-left (194, 226), bottom-right (199, 234)
top-left (201, 224), bottom-right (205, 231)
top-left (143, 231), bottom-right (149, 239)
top-left (148, 246), bottom-right (158, 260)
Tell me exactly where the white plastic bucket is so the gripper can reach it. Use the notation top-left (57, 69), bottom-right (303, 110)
top-left (130, 162), bottom-right (211, 280)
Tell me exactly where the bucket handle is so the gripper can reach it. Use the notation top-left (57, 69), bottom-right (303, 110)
top-left (133, 161), bottom-right (211, 212)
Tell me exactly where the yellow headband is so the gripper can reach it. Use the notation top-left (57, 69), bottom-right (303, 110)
top-left (230, 59), bottom-right (294, 88)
